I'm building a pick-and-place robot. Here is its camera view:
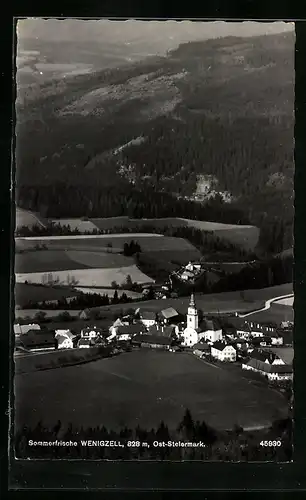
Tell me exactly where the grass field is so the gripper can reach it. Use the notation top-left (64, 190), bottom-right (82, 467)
top-left (14, 349), bottom-right (288, 432)
top-left (16, 265), bottom-right (154, 287)
top-left (15, 249), bottom-right (134, 273)
top-left (16, 234), bottom-right (196, 253)
top-left (16, 208), bottom-right (47, 230)
top-left (15, 283), bottom-right (80, 307)
top-left (244, 303), bottom-right (294, 325)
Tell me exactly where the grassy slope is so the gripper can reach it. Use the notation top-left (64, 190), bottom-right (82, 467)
top-left (14, 349), bottom-right (288, 431)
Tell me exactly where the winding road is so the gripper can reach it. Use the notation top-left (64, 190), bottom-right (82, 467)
top-left (238, 293), bottom-right (294, 319)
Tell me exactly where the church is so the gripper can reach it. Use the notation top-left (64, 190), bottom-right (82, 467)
top-left (181, 293), bottom-right (223, 347)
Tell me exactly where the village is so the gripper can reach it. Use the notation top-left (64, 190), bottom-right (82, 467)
top-left (14, 293), bottom-right (294, 384)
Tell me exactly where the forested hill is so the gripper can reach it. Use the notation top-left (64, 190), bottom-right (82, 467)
top-left (16, 32), bottom-right (294, 254)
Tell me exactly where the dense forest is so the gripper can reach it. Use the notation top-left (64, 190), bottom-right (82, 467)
top-left (16, 33), bottom-right (294, 257)
top-left (15, 408), bottom-right (292, 461)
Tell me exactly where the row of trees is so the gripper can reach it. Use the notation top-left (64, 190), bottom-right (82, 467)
top-left (20, 289), bottom-right (142, 311)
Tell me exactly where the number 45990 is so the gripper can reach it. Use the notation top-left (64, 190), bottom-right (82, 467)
top-left (260, 440), bottom-right (281, 447)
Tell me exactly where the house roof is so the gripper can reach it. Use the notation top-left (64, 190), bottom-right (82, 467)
top-left (246, 358), bottom-right (293, 374)
top-left (250, 349), bottom-right (278, 364)
top-left (117, 324), bottom-right (144, 335)
top-left (212, 341), bottom-right (235, 352)
top-left (132, 334), bottom-right (172, 346)
top-left (112, 318), bottom-right (124, 328)
top-left (265, 347), bottom-right (294, 365)
top-left (56, 334), bottom-right (73, 343)
top-left (148, 324), bottom-right (175, 337)
top-left (193, 342), bottom-right (210, 351)
top-left (199, 318), bottom-right (222, 332)
top-left (21, 331), bottom-right (56, 348)
top-left (55, 329), bottom-right (75, 339)
top-left (81, 326), bottom-right (104, 335)
top-left (160, 307), bottom-right (179, 319)
top-left (228, 317), bottom-right (251, 331)
top-left (140, 311), bottom-right (156, 321)
top-left (78, 338), bottom-right (93, 346)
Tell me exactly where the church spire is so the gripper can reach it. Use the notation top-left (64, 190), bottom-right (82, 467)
top-left (190, 292), bottom-right (195, 308)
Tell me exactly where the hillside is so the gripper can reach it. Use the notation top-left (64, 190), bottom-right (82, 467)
top-left (16, 32), bottom-right (295, 255)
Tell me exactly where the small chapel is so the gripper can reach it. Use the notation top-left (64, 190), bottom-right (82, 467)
top-left (181, 293), bottom-right (223, 347)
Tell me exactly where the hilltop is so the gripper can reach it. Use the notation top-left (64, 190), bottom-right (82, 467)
top-left (16, 32), bottom-right (295, 255)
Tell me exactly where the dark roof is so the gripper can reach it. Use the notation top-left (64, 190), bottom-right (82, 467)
top-left (199, 318), bottom-right (222, 332)
top-left (81, 326), bottom-right (105, 334)
top-left (132, 334), bottom-right (172, 346)
top-left (21, 331), bottom-right (56, 348)
top-left (246, 358), bottom-right (293, 374)
top-left (141, 311), bottom-right (156, 321)
top-left (227, 317), bottom-right (251, 331)
top-left (148, 324), bottom-right (175, 337)
top-left (117, 324), bottom-right (144, 335)
top-left (160, 307), bottom-right (179, 319)
top-left (78, 338), bottom-right (94, 346)
top-left (193, 342), bottom-right (210, 351)
top-left (250, 349), bottom-right (277, 364)
top-left (212, 341), bottom-right (235, 352)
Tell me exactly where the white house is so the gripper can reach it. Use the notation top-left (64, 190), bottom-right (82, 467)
top-left (140, 311), bottom-right (156, 328)
top-left (200, 319), bottom-right (223, 343)
top-left (160, 307), bottom-right (179, 324)
top-left (211, 342), bottom-right (236, 362)
top-left (242, 358), bottom-right (293, 381)
top-left (271, 334), bottom-right (284, 345)
top-left (55, 329), bottom-right (75, 349)
top-left (81, 326), bottom-right (102, 339)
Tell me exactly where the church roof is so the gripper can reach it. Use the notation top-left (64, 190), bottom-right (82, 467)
top-left (199, 318), bottom-right (222, 332)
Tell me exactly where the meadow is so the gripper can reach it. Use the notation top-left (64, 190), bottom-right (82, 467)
top-left (15, 283), bottom-right (80, 308)
top-left (15, 250), bottom-right (134, 273)
top-left (16, 208), bottom-right (46, 230)
top-left (15, 349), bottom-right (288, 432)
top-left (16, 265), bottom-right (154, 288)
top-left (243, 303), bottom-right (294, 325)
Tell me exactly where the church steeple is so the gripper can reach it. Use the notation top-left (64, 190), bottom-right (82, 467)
top-left (190, 293), bottom-right (195, 307)
top-left (187, 292), bottom-right (198, 330)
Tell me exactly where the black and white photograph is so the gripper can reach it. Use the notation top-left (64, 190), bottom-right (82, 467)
top-left (13, 18), bottom-right (294, 462)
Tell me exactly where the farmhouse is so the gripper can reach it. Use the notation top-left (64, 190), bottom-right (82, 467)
top-left (249, 321), bottom-right (276, 337)
top-left (242, 358), bottom-right (293, 381)
top-left (20, 329), bottom-right (57, 352)
top-left (140, 311), bottom-right (157, 328)
top-left (228, 317), bottom-right (251, 338)
top-left (81, 326), bottom-right (104, 339)
top-left (116, 324), bottom-right (145, 340)
top-left (132, 334), bottom-right (172, 350)
top-left (249, 349), bottom-right (285, 365)
top-left (271, 333), bottom-right (284, 345)
top-left (265, 347), bottom-right (294, 366)
top-left (79, 309), bottom-right (91, 320)
top-left (193, 342), bottom-right (210, 358)
top-left (160, 307), bottom-right (179, 324)
top-left (55, 329), bottom-right (76, 349)
top-left (14, 323), bottom-right (41, 335)
top-left (78, 338), bottom-right (95, 348)
top-left (211, 342), bottom-right (236, 362)
top-left (148, 324), bottom-right (177, 338)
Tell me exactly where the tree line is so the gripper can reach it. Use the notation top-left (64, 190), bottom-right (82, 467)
top-left (16, 222), bottom-right (254, 261)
